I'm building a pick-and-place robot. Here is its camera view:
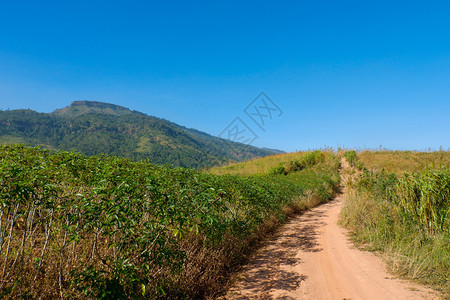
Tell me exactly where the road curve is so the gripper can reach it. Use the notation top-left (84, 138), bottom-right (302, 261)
top-left (224, 195), bottom-right (439, 299)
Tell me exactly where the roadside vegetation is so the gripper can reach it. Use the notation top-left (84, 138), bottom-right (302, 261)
top-left (340, 150), bottom-right (450, 295)
top-left (209, 149), bottom-right (336, 175)
top-left (0, 145), bottom-right (340, 299)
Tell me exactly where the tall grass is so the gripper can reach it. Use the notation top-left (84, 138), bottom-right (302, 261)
top-left (358, 150), bottom-right (450, 174)
top-left (343, 150), bottom-right (364, 170)
top-left (208, 150), bottom-right (337, 176)
top-left (395, 170), bottom-right (449, 235)
top-left (340, 152), bottom-right (449, 294)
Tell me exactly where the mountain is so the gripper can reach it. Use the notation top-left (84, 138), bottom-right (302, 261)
top-left (52, 100), bottom-right (146, 117)
top-left (0, 101), bottom-right (281, 168)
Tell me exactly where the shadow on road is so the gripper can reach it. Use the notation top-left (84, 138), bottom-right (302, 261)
top-left (226, 200), bottom-right (335, 299)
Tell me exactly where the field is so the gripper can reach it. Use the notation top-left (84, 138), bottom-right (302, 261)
top-left (357, 150), bottom-right (450, 174)
top-left (340, 150), bottom-right (450, 294)
top-left (209, 149), bottom-right (336, 175)
top-left (0, 145), bottom-right (340, 298)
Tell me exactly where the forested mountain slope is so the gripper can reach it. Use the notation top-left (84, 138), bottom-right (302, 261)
top-left (0, 101), bottom-right (280, 168)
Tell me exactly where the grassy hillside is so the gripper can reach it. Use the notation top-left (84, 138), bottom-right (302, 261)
top-left (0, 101), bottom-right (280, 168)
top-left (209, 149), bottom-right (336, 176)
top-left (340, 150), bottom-right (450, 295)
top-left (357, 150), bottom-right (450, 174)
top-left (0, 145), bottom-right (339, 299)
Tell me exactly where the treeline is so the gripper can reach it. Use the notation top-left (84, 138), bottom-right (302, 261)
top-left (0, 145), bottom-right (340, 298)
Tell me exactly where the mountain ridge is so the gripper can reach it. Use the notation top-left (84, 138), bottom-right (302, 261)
top-left (0, 101), bottom-right (283, 168)
top-left (53, 100), bottom-right (146, 117)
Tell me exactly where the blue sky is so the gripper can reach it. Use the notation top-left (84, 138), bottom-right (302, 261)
top-left (1, 1), bottom-right (449, 152)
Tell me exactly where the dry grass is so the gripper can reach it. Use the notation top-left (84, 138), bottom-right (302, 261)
top-left (208, 150), bottom-right (336, 176)
top-left (341, 190), bottom-right (449, 295)
top-left (358, 150), bottom-right (450, 174)
top-left (340, 151), bottom-right (450, 295)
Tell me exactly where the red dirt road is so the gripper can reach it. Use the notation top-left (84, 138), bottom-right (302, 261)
top-left (224, 195), bottom-right (440, 299)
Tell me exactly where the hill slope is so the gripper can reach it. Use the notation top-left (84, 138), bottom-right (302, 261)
top-left (0, 101), bottom-right (280, 168)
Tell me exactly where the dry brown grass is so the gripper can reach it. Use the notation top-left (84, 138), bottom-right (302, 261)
top-left (208, 150), bottom-right (336, 176)
top-left (340, 151), bottom-right (450, 295)
top-left (358, 150), bottom-right (450, 174)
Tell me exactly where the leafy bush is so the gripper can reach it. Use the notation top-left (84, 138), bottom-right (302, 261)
top-left (271, 151), bottom-right (328, 176)
top-left (344, 150), bottom-right (365, 170)
top-left (269, 164), bottom-right (286, 175)
top-left (344, 150), bottom-right (358, 166)
top-left (0, 145), bottom-right (340, 298)
top-left (302, 150), bottom-right (325, 167)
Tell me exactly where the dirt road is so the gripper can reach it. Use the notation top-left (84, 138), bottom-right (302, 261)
top-left (224, 194), bottom-right (439, 299)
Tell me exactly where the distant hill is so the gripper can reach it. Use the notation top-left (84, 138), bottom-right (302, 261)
top-left (52, 100), bottom-right (146, 117)
top-left (0, 101), bottom-right (282, 168)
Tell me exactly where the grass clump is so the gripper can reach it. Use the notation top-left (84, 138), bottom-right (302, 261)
top-left (344, 150), bottom-right (365, 170)
top-left (344, 150), bottom-right (358, 167)
top-left (269, 164), bottom-right (287, 175)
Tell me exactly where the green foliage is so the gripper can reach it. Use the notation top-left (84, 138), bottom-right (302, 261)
top-left (0, 101), bottom-right (279, 169)
top-left (0, 145), bottom-right (340, 298)
top-left (341, 166), bottom-right (450, 293)
top-left (301, 150), bottom-right (325, 167)
top-left (268, 164), bottom-right (286, 175)
top-left (354, 168), bottom-right (449, 235)
top-left (344, 150), bottom-right (365, 170)
top-left (344, 150), bottom-right (357, 165)
top-left (268, 150), bottom-right (328, 176)
top-left (394, 169), bottom-right (449, 235)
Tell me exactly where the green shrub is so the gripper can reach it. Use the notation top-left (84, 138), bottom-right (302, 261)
top-left (355, 160), bottom-right (365, 170)
top-left (0, 145), bottom-right (340, 298)
top-left (344, 150), bottom-right (358, 166)
top-left (302, 150), bottom-right (325, 167)
top-left (269, 164), bottom-right (286, 175)
top-left (275, 151), bottom-right (327, 176)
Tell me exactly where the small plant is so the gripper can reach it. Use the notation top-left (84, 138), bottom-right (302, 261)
top-left (344, 150), bottom-right (358, 166)
top-left (302, 150), bottom-right (325, 167)
top-left (269, 164), bottom-right (286, 175)
top-left (344, 150), bottom-right (365, 170)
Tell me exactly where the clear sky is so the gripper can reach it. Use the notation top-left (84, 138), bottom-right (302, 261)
top-left (1, 1), bottom-right (449, 152)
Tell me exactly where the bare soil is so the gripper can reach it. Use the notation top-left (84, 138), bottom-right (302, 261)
top-left (223, 193), bottom-right (440, 299)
